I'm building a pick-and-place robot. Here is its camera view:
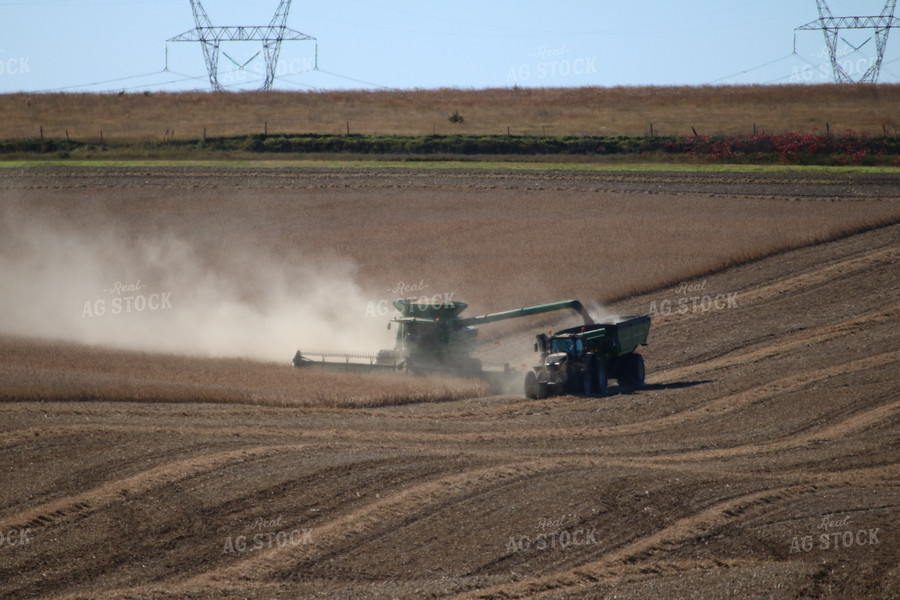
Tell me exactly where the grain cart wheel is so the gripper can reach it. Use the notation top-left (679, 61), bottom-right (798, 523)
top-left (524, 371), bottom-right (539, 399)
top-left (620, 353), bottom-right (645, 389)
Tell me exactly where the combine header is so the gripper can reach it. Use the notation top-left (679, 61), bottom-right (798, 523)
top-left (293, 298), bottom-right (594, 378)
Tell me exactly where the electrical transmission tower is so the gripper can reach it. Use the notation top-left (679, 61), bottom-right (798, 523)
top-left (795, 0), bottom-right (899, 83)
top-left (168, 0), bottom-right (316, 91)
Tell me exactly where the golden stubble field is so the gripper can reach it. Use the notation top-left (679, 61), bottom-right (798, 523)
top-left (0, 163), bottom-right (898, 599)
top-left (2, 84), bottom-right (900, 140)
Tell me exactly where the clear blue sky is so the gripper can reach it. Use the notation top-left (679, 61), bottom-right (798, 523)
top-left (2, 0), bottom-right (899, 93)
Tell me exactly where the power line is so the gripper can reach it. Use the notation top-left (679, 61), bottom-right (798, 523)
top-left (115, 70), bottom-right (215, 92)
top-left (709, 54), bottom-right (796, 83)
top-left (36, 70), bottom-right (170, 93)
top-left (30, 59), bottom-right (387, 94)
top-left (314, 69), bottom-right (389, 90)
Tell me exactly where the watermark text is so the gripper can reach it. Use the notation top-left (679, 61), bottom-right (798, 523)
top-left (648, 279), bottom-right (738, 317)
top-left (81, 279), bottom-right (173, 318)
top-left (506, 514), bottom-right (599, 553)
top-left (222, 514), bottom-right (313, 554)
top-left (0, 528), bottom-right (31, 549)
top-left (507, 44), bottom-right (597, 83)
top-left (0, 52), bottom-right (30, 76)
top-left (789, 513), bottom-right (882, 554)
top-left (365, 279), bottom-right (456, 318)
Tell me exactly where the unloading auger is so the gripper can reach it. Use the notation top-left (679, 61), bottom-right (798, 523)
top-left (293, 298), bottom-right (595, 378)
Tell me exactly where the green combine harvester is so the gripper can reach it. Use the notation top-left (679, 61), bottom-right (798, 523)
top-left (293, 298), bottom-right (595, 378)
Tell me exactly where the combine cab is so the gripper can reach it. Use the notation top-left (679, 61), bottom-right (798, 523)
top-left (293, 298), bottom-right (595, 379)
top-left (524, 314), bottom-right (650, 398)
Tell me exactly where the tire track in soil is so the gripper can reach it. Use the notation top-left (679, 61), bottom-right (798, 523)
top-left (185, 459), bottom-right (576, 585)
top-left (624, 349), bottom-right (898, 437)
top-left (133, 448), bottom-right (897, 599)
top-left (0, 444), bottom-right (297, 535)
top-left (626, 396), bottom-right (900, 466)
top-left (646, 243), bottom-right (899, 331)
top-left (9, 432), bottom-right (895, 599)
top-left (0, 421), bottom-right (312, 449)
top-left (452, 463), bottom-right (897, 600)
top-left (69, 457), bottom-right (607, 598)
top-left (648, 303), bottom-right (900, 385)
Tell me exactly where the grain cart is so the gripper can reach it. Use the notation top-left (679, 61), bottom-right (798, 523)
top-left (293, 298), bottom-right (595, 379)
top-left (524, 314), bottom-right (650, 398)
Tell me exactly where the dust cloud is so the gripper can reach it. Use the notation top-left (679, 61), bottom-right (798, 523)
top-left (0, 207), bottom-right (394, 363)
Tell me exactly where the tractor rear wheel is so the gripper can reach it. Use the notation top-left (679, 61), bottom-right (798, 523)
top-left (524, 371), bottom-right (538, 399)
top-left (596, 360), bottom-right (608, 396)
top-left (583, 355), bottom-right (599, 397)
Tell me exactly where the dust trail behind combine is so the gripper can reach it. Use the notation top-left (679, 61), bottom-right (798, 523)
top-left (0, 205), bottom-right (391, 362)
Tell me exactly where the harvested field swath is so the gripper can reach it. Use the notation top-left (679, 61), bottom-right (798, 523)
top-left (0, 336), bottom-right (489, 408)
